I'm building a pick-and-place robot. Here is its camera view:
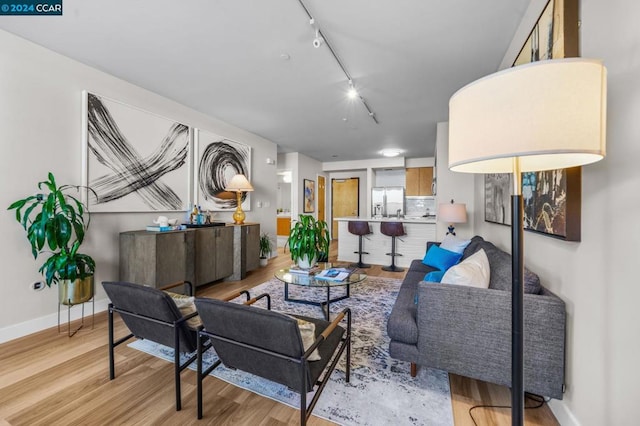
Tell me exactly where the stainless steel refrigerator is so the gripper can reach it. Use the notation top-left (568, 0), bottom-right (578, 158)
top-left (371, 186), bottom-right (405, 217)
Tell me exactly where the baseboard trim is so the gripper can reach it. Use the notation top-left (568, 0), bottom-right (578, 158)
top-left (549, 399), bottom-right (581, 426)
top-left (0, 298), bottom-right (110, 344)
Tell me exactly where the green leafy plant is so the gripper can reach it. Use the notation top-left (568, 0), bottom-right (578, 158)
top-left (259, 232), bottom-right (273, 259)
top-left (8, 172), bottom-right (96, 287)
top-left (286, 214), bottom-right (330, 266)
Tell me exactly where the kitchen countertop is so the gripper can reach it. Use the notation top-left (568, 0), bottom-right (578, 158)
top-left (334, 216), bottom-right (436, 224)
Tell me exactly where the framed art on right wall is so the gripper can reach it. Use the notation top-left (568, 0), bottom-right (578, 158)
top-left (484, 0), bottom-right (582, 241)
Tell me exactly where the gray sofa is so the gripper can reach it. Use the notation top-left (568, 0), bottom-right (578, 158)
top-left (387, 236), bottom-right (565, 399)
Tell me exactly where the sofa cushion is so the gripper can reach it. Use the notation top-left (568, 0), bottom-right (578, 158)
top-left (462, 236), bottom-right (541, 294)
top-left (439, 234), bottom-right (471, 254)
top-left (387, 278), bottom-right (420, 345)
top-left (441, 249), bottom-right (490, 288)
top-left (422, 245), bottom-right (462, 271)
top-left (424, 270), bottom-right (445, 283)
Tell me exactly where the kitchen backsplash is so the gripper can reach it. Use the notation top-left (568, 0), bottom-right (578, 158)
top-left (405, 197), bottom-right (436, 217)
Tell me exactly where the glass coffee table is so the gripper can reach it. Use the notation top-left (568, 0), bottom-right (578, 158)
top-left (274, 264), bottom-right (367, 320)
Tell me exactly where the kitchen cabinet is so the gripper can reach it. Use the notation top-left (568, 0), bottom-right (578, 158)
top-left (277, 216), bottom-right (291, 236)
top-left (405, 167), bottom-right (434, 196)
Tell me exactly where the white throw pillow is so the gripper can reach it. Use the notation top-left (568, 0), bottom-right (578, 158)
top-left (441, 248), bottom-right (490, 288)
top-left (439, 234), bottom-right (471, 254)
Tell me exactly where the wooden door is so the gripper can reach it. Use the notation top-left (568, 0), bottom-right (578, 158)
top-left (331, 178), bottom-right (359, 239)
top-left (215, 226), bottom-right (234, 279)
top-left (318, 175), bottom-right (326, 223)
top-left (405, 168), bottom-right (420, 196)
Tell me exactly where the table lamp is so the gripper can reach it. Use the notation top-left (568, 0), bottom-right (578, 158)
top-left (448, 58), bottom-right (607, 425)
top-left (437, 199), bottom-right (467, 235)
top-left (225, 174), bottom-right (254, 225)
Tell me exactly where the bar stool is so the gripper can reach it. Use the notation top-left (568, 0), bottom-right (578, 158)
top-left (380, 221), bottom-right (406, 272)
top-left (348, 220), bottom-right (372, 268)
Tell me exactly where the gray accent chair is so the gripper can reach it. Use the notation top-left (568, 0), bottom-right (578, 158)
top-left (102, 281), bottom-right (251, 411)
top-left (195, 296), bottom-right (351, 425)
top-left (387, 236), bottom-right (566, 399)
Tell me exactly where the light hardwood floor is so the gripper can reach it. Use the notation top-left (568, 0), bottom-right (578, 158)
top-left (0, 243), bottom-right (559, 425)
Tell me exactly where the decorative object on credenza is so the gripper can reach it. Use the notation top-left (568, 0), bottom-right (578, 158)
top-left (303, 179), bottom-right (315, 213)
top-left (82, 91), bottom-right (191, 212)
top-left (286, 215), bottom-right (330, 269)
top-left (449, 58), bottom-right (607, 425)
top-left (8, 172), bottom-right (97, 336)
top-left (195, 128), bottom-right (252, 212)
top-left (437, 199), bottom-right (467, 236)
top-left (225, 174), bottom-right (254, 225)
top-left (259, 232), bottom-right (273, 267)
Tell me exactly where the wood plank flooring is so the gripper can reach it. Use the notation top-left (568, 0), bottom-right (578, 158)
top-left (0, 243), bottom-right (559, 425)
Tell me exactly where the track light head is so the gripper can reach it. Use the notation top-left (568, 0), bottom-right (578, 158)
top-left (313, 28), bottom-right (324, 48)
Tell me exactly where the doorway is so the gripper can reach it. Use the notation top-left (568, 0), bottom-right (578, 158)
top-left (331, 177), bottom-right (359, 239)
top-left (318, 175), bottom-right (326, 223)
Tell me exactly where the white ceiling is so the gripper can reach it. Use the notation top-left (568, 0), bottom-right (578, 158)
top-left (0, 0), bottom-right (529, 162)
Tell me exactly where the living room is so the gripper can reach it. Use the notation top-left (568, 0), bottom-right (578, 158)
top-left (0, 1), bottom-right (637, 425)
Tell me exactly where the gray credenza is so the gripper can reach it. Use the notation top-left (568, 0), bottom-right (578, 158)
top-left (120, 225), bottom-right (246, 288)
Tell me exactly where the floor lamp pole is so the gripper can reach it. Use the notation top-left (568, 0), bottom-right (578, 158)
top-left (511, 163), bottom-right (524, 426)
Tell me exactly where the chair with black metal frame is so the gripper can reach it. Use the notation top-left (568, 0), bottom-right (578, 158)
top-left (194, 295), bottom-right (351, 425)
top-left (102, 280), bottom-right (250, 411)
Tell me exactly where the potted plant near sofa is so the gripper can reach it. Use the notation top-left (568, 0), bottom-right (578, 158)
top-left (8, 172), bottom-right (96, 306)
top-left (259, 232), bottom-right (272, 267)
top-left (286, 214), bottom-right (330, 269)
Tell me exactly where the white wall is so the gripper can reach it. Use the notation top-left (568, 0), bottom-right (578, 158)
top-left (0, 30), bottom-right (277, 343)
top-left (467, 1), bottom-right (640, 424)
top-left (435, 122), bottom-right (475, 240)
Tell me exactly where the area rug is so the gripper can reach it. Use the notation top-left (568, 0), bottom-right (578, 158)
top-left (129, 276), bottom-right (454, 425)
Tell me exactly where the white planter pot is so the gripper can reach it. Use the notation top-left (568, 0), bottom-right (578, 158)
top-left (260, 257), bottom-right (268, 267)
top-left (297, 254), bottom-right (318, 270)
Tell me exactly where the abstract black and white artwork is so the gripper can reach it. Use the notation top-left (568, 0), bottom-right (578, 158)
top-left (83, 92), bottom-right (191, 212)
top-left (195, 129), bottom-right (251, 212)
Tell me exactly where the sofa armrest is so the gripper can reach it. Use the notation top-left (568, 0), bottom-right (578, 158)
top-left (416, 282), bottom-right (565, 399)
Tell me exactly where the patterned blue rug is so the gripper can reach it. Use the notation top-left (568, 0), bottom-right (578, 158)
top-left (129, 276), bottom-right (453, 425)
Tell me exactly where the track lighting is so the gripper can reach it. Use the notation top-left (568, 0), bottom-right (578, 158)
top-left (298, 0), bottom-right (378, 124)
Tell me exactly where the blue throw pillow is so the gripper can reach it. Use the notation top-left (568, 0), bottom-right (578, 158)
top-left (424, 270), bottom-right (445, 282)
top-left (422, 245), bottom-right (463, 271)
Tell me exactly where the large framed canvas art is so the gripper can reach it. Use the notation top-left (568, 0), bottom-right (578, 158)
top-left (195, 129), bottom-right (252, 212)
top-left (485, 168), bottom-right (581, 241)
top-left (82, 92), bottom-right (191, 212)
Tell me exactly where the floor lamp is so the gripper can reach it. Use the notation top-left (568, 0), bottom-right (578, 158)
top-left (448, 58), bottom-right (607, 425)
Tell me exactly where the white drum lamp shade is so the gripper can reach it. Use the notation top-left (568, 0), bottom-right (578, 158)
top-left (449, 58), bottom-right (607, 174)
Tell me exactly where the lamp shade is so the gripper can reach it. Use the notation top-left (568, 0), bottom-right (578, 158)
top-left (438, 202), bottom-right (467, 224)
top-left (225, 174), bottom-right (254, 192)
top-left (449, 58), bottom-right (607, 173)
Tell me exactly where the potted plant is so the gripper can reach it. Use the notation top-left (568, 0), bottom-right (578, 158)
top-left (8, 172), bottom-right (96, 305)
top-left (286, 214), bottom-right (330, 269)
top-left (259, 232), bottom-right (272, 267)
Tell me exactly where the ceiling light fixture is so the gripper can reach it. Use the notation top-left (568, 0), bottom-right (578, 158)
top-left (297, 0), bottom-right (379, 124)
top-left (380, 149), bottom-right (403, 157)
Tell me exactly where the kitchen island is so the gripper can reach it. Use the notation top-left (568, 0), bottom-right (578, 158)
top-left (334, 217), bottom-right (436, 268)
